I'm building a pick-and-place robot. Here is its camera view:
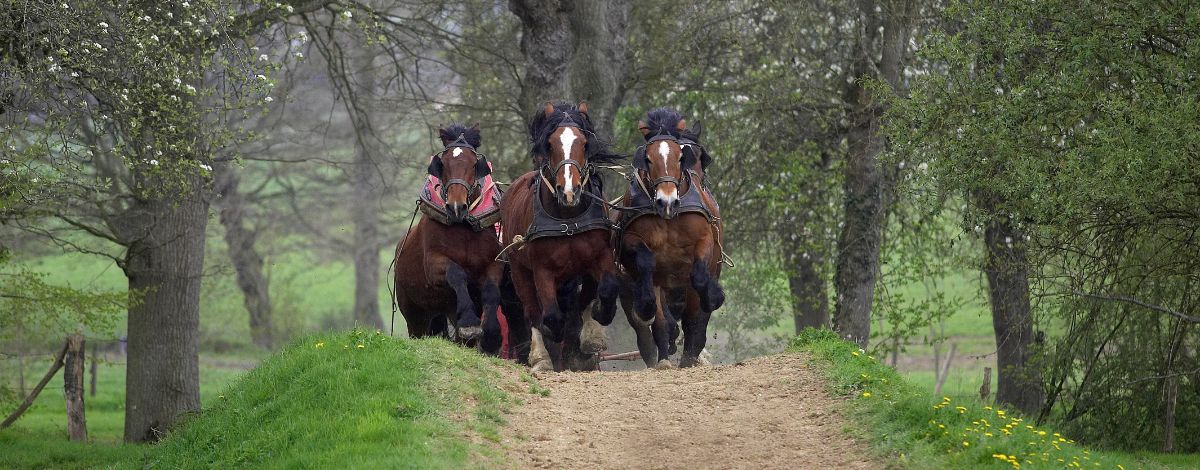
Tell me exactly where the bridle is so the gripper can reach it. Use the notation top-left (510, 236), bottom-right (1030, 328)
top-left (432, 133), bottom-right (486, 207)
top-left (538, 113), bottom-right (594, 202)
top-left (634, 132), bottom-right (696, 197)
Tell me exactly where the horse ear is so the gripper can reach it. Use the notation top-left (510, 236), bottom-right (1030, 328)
top-left (676, 119), bottom-right (687, 131)
top-left (577, 101), bottom-right (588, 114)
top-left (638, 120), bottom-right (650, 137)
top-left (474, 156), bottom-right (491, 179)
top-left (427, 155), bottom-right (443, 178)
top-left (544, 103), bottom-right (555, 117)
top-left (437, 126), bottom-right (448, 144)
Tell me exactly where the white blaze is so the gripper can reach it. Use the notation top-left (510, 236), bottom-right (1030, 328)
top-left (452, 147), bottom-right (463, 157)
top-left (656, 141), bottom-right (678, 203)
top-left (559, 127), bottom-right (578, 194)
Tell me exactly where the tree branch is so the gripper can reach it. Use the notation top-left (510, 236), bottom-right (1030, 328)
top-left (1073, 290), bottom-right (1200, 323)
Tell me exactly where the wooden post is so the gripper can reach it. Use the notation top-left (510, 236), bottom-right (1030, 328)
top-left (89, 342), bottom-right (98, 398)
top-left (1, 342), bottom-right (68, 429)
top-left (64, 334), bottom-right (87, 441)
top-left (979, 366), bottom-right (992, 402)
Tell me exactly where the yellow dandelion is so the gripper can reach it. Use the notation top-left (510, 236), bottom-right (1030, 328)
top-left (315, 341), bottom-right (325, 348)
top-left (1037, 430), bottom-right (1047, 436)
top-left (985, 432), bottom-right (994, 437)
top-left (862, 391), bottom-right (872, 398)
top-left (356, 343), bottom-right (365, 349)
top-left (851, 351), bottom-right (860, 356)
top-left (962, 441), bottom-right (970, 447)
top-left (956, 406), bottom-right (967, 413)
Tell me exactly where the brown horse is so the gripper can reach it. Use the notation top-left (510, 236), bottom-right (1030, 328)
top-left (499, 101), bottom-right (622, 371)
top-left (394, 123), bottom-right (505, 354)
top-left (617, 108), bottom-right (725, 368)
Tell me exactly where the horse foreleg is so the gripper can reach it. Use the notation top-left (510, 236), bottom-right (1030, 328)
top-left (631, 244), bottom-right (657, 322)
top-left (652, 288), bottom-right (675, 369)
top-left (507, 265), bottom-right (536, 365)
top-left (690, 257), bottom-right (725, 313)
top-left (679, 290), bottom-right (712, 368)
top-left (528, 269), bottom-right (565, 372)
top-left (478, 263), bottom-right (504, 356)
top-left (446, 263), bottom-right (482, 341)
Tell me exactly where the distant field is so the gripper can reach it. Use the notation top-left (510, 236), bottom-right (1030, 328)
top-left (0, 352), bottom-right (254, 468)
top-left (16, 229), bottom-right (404, 350)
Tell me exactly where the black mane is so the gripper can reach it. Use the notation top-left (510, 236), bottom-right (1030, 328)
top-left (527, 101), bottom-right (621, 165)
top-left (439, 123), bottom-right (482, 148)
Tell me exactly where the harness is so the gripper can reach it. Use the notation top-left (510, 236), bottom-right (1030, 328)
top-left (417, 134), bottom-right (501, 232)
top-left (524, 172), bottom-right (612, 242)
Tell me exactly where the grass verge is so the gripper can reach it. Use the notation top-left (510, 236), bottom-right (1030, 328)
top-left (142, 329), bottom-right (516, 469)
top-left (788, 328), bottom-right (1193, 469)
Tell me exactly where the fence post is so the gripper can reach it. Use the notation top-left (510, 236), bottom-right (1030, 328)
top-left (64, 334), bottom-right (87, 441)
top-left (979, 366), bottom-right (992, 402)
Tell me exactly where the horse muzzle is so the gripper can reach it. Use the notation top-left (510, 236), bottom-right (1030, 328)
top-left (655, 197), bottom-right (680, 219)
top-left (446, 202), bottom-right (468, 223)
top-left (555, 186), bottom-right (580, 208)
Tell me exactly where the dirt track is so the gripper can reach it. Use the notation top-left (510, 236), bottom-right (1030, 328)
top-left (501, 354), bottom-right (881, 469)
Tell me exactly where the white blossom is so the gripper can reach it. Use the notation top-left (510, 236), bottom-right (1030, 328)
top-left (293, 51), bottom-right (304, 59)
top-left (917, 162), bottom-right (928, 172)
top-left (149, 159), bottom-right (159, 165)
top-left (99, 22), bottom-right (109, 28)
top-left (184, 84), bottom-right (196, 93)
top-left (61, 3), bottom-right (68, 9)
top-left (285, 5), bottom-right (294, 12)
top-left (258, 54), bottom-right (269, 61)
top-left (70, 71), bottom-right (79, 77)
top-left (173, 77), bottom-right (182, 85)
top-left (264, 96), bottom-right (274, 103)
top-left (182, 1), bottom-right (190, 6)
top-left (199, 163), bottom-right (212, 171)
top-left (49, 64), bottom-right (61, 73)
top-left (141, 15), bottom-right (151, 22)
top-left (256, 74), bottom-right (267, 81)
top-left (341, 10), bottom-right (352, 19)
top-left (149, 34), bottom-right (159, 42)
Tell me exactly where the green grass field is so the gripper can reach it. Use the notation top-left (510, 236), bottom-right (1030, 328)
top-left (788, 329), bottom-right (1200, 469)
top-left (0, 331), bottom-right (518, 469)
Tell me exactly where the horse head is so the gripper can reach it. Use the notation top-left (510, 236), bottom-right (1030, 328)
top-left (429, 123), bottom-right (490, 223)
top-left (636, 108), bottom-right (698, 219)
top-left (530, 101), bottom-right (598, 208)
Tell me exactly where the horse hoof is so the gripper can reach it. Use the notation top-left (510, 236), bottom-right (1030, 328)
top-left (457, 326), bottom-right (483, 342)
top-left (531, 359), bottom-right (554, 372)
top-left (654, 360), bottom-right (674, 370)
top-left (579, 319), bottom-right (607, 354)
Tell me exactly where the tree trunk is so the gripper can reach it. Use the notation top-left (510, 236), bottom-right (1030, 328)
top-left (568, 0), bottom-right (630, 141)
top-left (122, 180), bottom-right (207, 443)
top-left (213, 161), bottom-right (273, 349)
top-left (983, 216), bottom-right (1043, 415)
top-left (510, 0), bottom-right (576, 113)
top-left (832, 0), bottom-right (911, 348)
top-left (349, 49), bottom-right (384, 331)
top-left (789, 248), bottom-right (828, 333)
top-left (64, 333), bottom-right (87, 442)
